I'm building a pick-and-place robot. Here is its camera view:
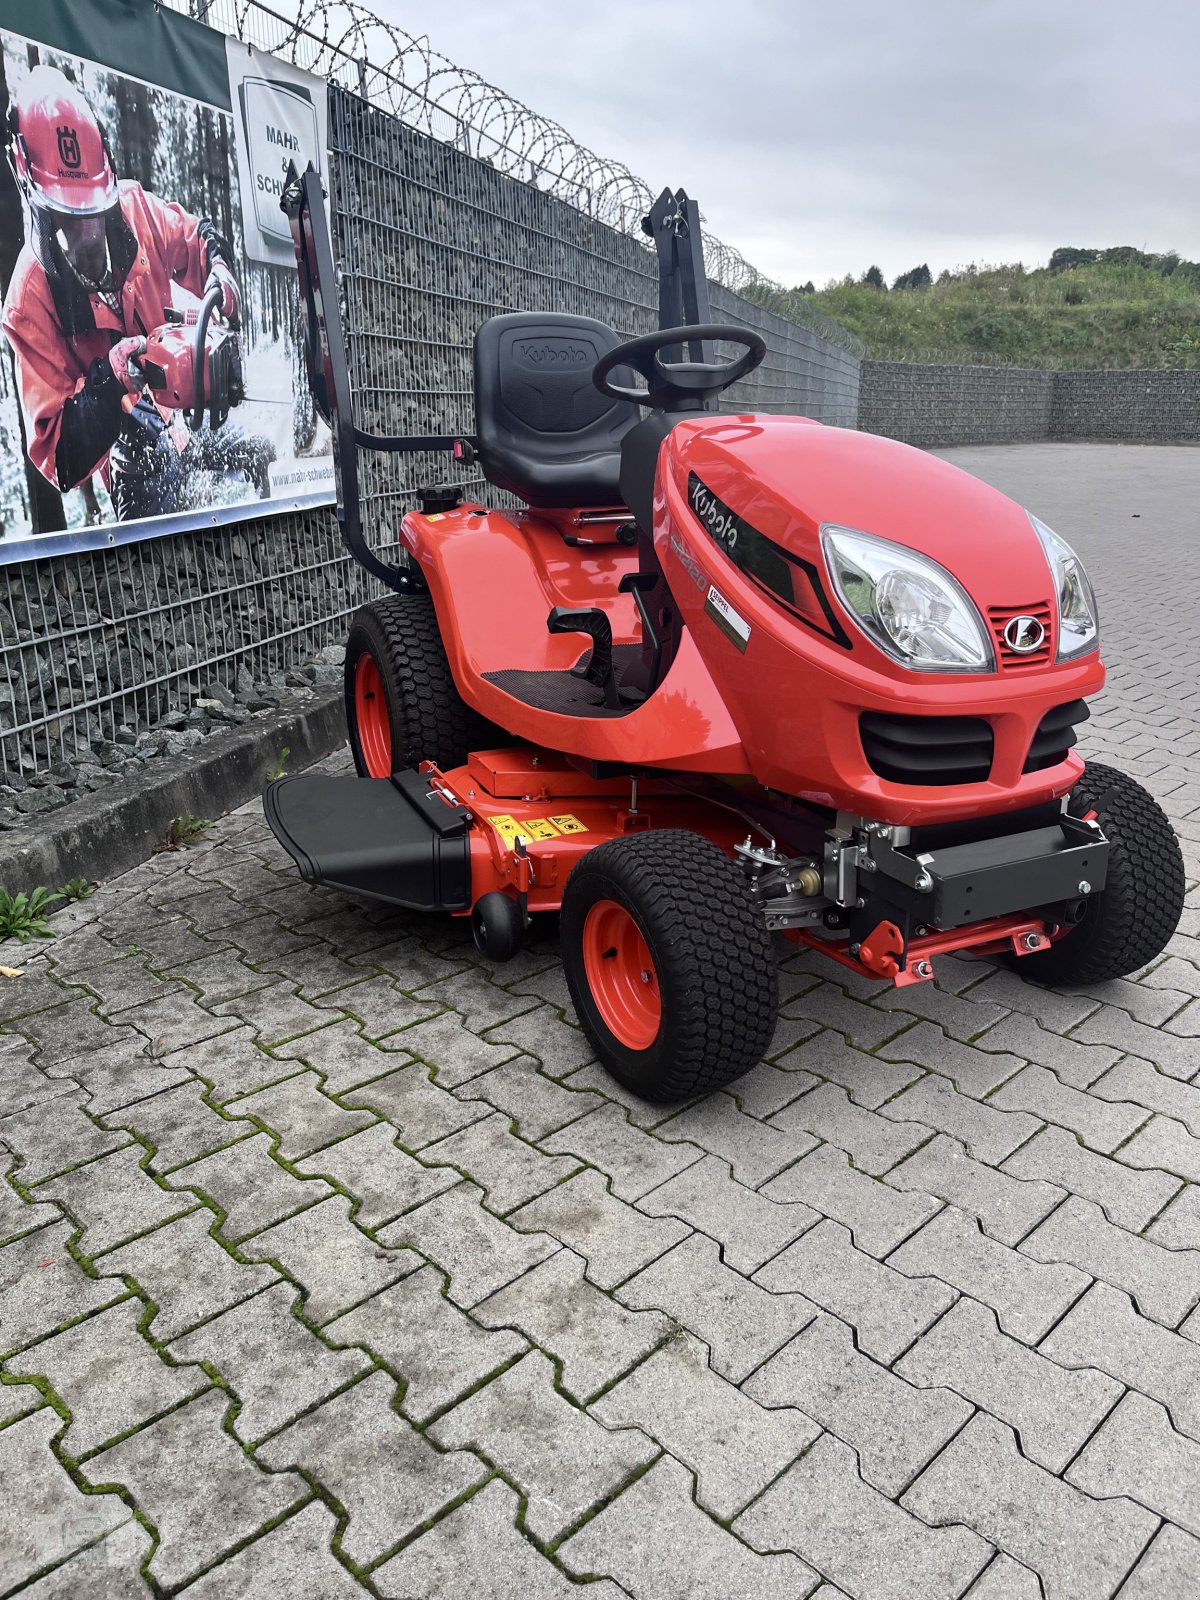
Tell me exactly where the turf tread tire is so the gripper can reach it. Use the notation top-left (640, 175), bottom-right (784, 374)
top-left (561, 829), bottom-right (778, 1102)
top-left (1011, 761), bottom-right (1184, 985)
top-left (344, 593), bottom-right (505, 775)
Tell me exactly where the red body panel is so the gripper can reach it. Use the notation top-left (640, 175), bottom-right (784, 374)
top-left (401, 414), bottom-right (1103, 827)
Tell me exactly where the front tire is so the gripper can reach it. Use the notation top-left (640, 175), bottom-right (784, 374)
top-left (343, 593), bottom-right (505, 777)
top-left (560, 830), bottom-right (778, 1102)
top-left (1013, 761), bottom-right (1184, 984)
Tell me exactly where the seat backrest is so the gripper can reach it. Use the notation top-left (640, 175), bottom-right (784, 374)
top-left (473, 312), bottom-right (639, 509)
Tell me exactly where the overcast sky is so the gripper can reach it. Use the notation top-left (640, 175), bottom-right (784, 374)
top-left (278, 0), bottom-right (1200, 286)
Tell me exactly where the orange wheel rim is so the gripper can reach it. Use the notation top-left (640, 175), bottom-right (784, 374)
top-left (582, 898), bottom-right (661, 1050)
top-left (354, 653), bottom-right (392, 777)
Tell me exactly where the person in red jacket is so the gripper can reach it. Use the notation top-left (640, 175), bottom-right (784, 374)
top-left (2, 64), bottom-right (271, 523)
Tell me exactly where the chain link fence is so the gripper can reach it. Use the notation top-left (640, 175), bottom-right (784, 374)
top-left (0, 0), bottom-right (861, 790)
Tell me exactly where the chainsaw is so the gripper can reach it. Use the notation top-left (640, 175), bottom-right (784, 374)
top-left (138, 281), bottom-right (244, 431)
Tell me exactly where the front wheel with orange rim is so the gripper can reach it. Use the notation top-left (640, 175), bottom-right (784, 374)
top-left (561, 830), bottom-right (778, 1103)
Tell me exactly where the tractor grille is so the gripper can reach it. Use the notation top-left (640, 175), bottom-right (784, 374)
top-left (860, 712), bottom-right (994, 786)
top-left (988, 602), bottom-right (1054, 670)
top-left (1024, 699), bottom-right (1090, 772)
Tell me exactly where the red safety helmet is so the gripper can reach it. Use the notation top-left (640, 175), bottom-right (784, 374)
top-left (8, 65), bottom-right (117, 215)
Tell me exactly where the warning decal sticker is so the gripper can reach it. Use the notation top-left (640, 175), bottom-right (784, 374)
top-left (488, 813), bottom-right (589, 846)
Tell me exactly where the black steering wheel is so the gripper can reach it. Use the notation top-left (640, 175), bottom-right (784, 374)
top-left (593, 323), bottom-right (767, 410)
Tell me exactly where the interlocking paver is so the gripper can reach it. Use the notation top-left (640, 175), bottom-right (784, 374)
top-left (325, 1263), bottom-right (526, 1422)
top-left (785, 979), bottom-right (916, 1048)
top-left (210, 980), bottom-right (353, 1047)
top-left (901, 1413), bottom-right (1155, 1600)
top-left (542, 1101), bottom-right (704, 1198)
top-left (877, 1020), bottom-right (1026, 1096)
top-left (43, 1037), bottom-right (193, 1117)
top-left (376, 1181), bottom-right (557, 1306)
top-left (769, 1081), bottom-right (931, 1173)
top-left (381, 1008), bottom-right (518, 1087)
top-left (181, 1024), bottom-right (296, 1103)
top-left (0, 1409), bottom-right (129, 1592)
top-left (169, 1279), bottom-right (371, 1442)
top-left (1, 1165), bottom-right (61, 1243)
top-left (1119, 1113), bottom-right (1200, 1182)
top-left (618, 1231), bottom-right (816, 1381)
top-left (1067, 1390), bottom-right (1200, 1536)
top-left (1091, 1055), bottom-right (1200, 1135)
top-left (762, 1143), bottom-right (941, 1257)
top-left (990, 1062), bottom-right (1149, 1150)
top-left (1002, 1125), bottom-right (1182, 1231)
top-left (888, 1204), bottom-right (1089, 1342)
top-left (101, 1204), bottom-right (284, 1344)
top-left (341, 1062), bottom-right (491, 1148)
top-left (239, 1194), bottom-right (421, 1323)
top-left (880, 1073), bottom-right (1041, 1163)
top-left (961, 1554), bottom-right (1042, 1599)
top-left (652, 1088), bottom-right (812, 1190)
top-left (6, 1299), bottom-right (208, 1458)
top-left (166, 1130), bottom-right (334, 1240)
top-left (592, 1328), bottom-right (820, 1518)
top-left (0, 1218), bottom-right (127, 1355)
top-left (81, 1389), bottom-right (308, 1588)
top-left (258, 1369), bottom-right (488, 1565)
top-left (1022, 1193), bottom-right (1200, 1325)
top-left (754, 1218), bottom-right (956, 1362)
top-left (895, 1297), bottom-right (1121, 1472)
top-left (774, 1030), bottom-right (920, 1106)
top-left (971, 1010), bottom-right (1119, 1089)
top-left (1149, 1181), bottom-right (1200, 1248)
top-left (421, 1109), bottom-right (581, 1212)
top-left (455, 1055), bottom-right (603, 1139)
top-left (508, 1167), bottom-right (690, 1289)
top-left (481, 1001), bottom-right (595, 1074)
top-left (745, 1312), bottom-right (970, 1495)
top-left (886, 1133), bottom-right (1063, 1244)
top-left (178, 1500), bottom-right (367, 1599)
top-left (1040, 1281), bottom-right (1200, 1439)
top-left (16, 1516), bottom-right (154, 1597)
top-left (1114, 1523), bottom-right (1200, 1598)
top-left (268, 1017), bottom-right (411, 1095)
top-left (568, 1459), bottom-right (824, 1597)
top-left (872, 977), bottom-right (1010, 1043)
top-left (734, 1432), bottom-right (990, 1600)
top-left (10, 998), bottom-right (144, 1069)
top-left (293, 1119), bottom-right (459, 1226)
top-left (958, 968), bottom-right (1100, 1031)
top-left (373, 1478), bottom-right (628, 1600)
top-left (113, 991), bottom-right (239, 1056)
top-left (1, 1091), bottom-right (131, 1184)
top-left (638, 1153), bottom-right (817, 1273)
top-left (100, 1080), bottom-right (251, 1172)
top-left (473, 1247), bottom-right (671, 1401)
top-left (0, 1039), bottom-right (78, 1118)
top-left (1072, 1003), bottom-right (1200, 1079)
top-left (226, 1070), bottom-right (375, 1160)
top-left (429, 1348), bottom-right (655, 1541)
top-left (415, 969), bottom-right (537, 1034)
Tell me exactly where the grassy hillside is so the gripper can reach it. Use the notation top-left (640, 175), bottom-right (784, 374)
top-left (762, 251), bottom-right (1200, 369)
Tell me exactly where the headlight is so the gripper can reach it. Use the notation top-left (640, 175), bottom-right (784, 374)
top-left (822, 526), bottom-right (993, 672)
top-left (1029, 514), bottom-right (1099, 660)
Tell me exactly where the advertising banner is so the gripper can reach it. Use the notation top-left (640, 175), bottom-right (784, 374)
top-left (0, 0), bottom-right (334, 564)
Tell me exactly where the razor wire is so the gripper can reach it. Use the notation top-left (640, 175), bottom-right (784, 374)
top-left (165, 0), bottom-right (861, 356)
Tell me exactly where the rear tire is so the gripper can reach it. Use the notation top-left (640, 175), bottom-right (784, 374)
top-left (560, 829), bottom-right (778, 1102)
top-left (1010, 761), bottom-right (1184, 984)
top-left (343, 593), bottom-right (506, 777)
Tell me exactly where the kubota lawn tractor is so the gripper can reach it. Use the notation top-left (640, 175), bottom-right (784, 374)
top-left (264, 164), bottom-right (1185, 1102)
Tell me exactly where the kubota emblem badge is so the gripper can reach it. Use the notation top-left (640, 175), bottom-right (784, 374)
top-left (1003, 615), bottom-right (1046, 653)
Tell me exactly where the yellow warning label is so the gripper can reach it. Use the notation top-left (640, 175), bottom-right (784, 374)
top-left (489, 813), bottom-right (589, 845)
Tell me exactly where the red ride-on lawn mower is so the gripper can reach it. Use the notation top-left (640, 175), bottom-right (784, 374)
top-left (265, 164), bottom-right (1184, 1103)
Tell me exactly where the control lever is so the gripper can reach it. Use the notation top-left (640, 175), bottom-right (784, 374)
top-left (546, 607), bottom-right (620, 709)
top-left (618, 571), bottom-right (661, 691)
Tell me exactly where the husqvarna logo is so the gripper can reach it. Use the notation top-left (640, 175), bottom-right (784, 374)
top-left (1003, 615), bottom-right (1047, 653)
top-left (56, 125), bottom-right (81, 169)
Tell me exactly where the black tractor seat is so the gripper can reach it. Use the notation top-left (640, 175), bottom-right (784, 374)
top-left (473, 313), bottom-right (640, 509)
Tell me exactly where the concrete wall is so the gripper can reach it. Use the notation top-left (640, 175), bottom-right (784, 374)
top-left (859, 359), bottom-right (1200, 448)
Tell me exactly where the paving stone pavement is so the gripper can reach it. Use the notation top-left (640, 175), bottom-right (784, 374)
top-left (2, 442), bottom-right (1200, 1596)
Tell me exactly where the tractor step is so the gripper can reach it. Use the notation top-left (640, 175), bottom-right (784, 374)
top-left (263, 771), bottom-right (471, 912)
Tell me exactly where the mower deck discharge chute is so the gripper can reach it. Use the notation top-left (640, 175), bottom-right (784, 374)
top-left (265, 163), bottom-right (1185, 1102)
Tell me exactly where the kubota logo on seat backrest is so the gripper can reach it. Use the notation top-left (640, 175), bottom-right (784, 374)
top-left (515, 340), bottom-right (590, 367)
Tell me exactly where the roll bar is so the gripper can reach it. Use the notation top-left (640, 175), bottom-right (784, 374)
top-left (281, 163), bottom-right (713, 589)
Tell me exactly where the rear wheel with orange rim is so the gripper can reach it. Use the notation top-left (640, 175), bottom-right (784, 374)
top-left (561, 829), bottom-right (777, 1102)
